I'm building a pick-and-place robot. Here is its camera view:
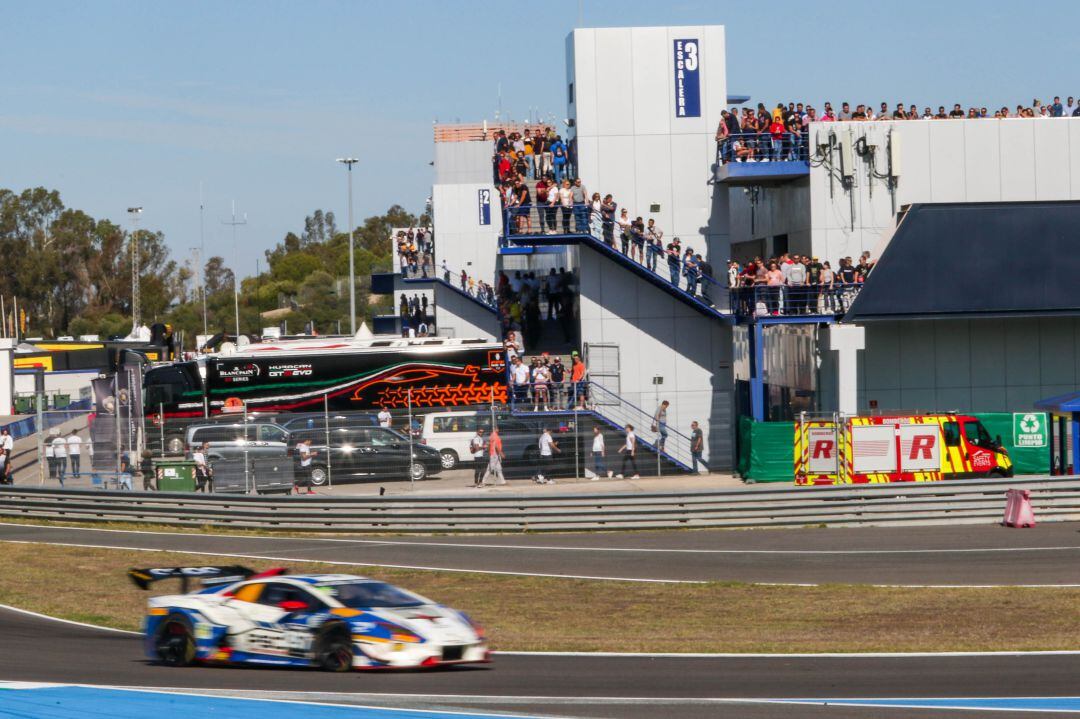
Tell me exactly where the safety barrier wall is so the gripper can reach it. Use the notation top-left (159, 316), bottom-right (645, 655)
top-left (0, 476), bottom-right (1077, 532)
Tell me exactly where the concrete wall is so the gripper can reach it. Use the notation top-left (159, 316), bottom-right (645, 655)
top-left (817, 318), bottom-right (1080, 414)
top-left (568, 25), bottom-right (730, 263)
top-left (807, 117), bottom-right (1080, 263)
top-left (432, 286), bottom-right (499, 340)
top-left (577, 249), bottom-right (734, 468)
top-left (434, 141), bottom-right (495, 185)
top-left (727, 179), bottom-right (812, 258)
top-left (431, 182), bottom-right (501, 286)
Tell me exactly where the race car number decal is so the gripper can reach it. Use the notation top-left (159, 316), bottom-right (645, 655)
top-left (243, 628), bottom-right (311, 657)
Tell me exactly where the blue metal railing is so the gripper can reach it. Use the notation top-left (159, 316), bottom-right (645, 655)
top-left (499, 207), bottom-right (858, 322)
top-left (716, 131), bottom-right (809, 163)
top-left (401, 258), bottom-right (499, 311)
top-left (728, 282), bottom-right (862, 317)
top-left (502, 204), bottom-right (728, 306)
top-left (506, 379), bottom-right (696, 471)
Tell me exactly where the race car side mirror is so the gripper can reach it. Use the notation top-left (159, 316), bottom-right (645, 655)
top-left (278, 600), bottom-right (308, 612)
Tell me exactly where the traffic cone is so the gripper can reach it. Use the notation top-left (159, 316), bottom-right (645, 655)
top-left (1003, 488), bottom-right (1036, 528)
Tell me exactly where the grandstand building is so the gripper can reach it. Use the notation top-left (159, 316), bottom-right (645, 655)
top-left (373, 23), bottom-right (1080, 474)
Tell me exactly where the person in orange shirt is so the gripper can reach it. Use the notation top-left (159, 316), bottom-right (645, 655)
top-left (569, 352), bottom-right (587, 409)
top-left (482, 427), bottom-right (506, 486)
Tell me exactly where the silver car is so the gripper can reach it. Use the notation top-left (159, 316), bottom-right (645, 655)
top-left (184, 422), bottom-right (290, 461)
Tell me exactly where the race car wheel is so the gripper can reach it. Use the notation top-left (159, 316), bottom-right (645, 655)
top-left (155, 614), bottom-right (197, 667)
top-left (315, 622), bottom-right (354, 672)
top-left (439, 449), bottom-right (458, 470)
top-left (309, 464), bottom-right (329, 486)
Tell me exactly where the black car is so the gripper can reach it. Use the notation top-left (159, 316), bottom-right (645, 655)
top-left (289, 426), bottom-right (441, 486)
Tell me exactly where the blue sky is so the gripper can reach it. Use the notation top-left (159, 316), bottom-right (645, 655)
top-left (2, 0), bottom-right (1078, 277)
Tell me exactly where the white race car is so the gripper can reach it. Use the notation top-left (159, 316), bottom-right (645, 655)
top-left (130, 565), bottom-right (489, 671)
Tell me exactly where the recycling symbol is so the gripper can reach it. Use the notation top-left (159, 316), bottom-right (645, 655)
top-left (1019, 414), bottom-right (1041, 433)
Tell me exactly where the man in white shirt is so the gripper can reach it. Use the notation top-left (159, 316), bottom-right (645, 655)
top-left (617, 424), bottom-right (639, 479)
top-left (193, 442), bottom-right (212, 493)
top-left (469, 427), bottom-right (486, 487)
top-left (294, 438), bottom-right (316, 494)
top-left (510, 356), bottom-right (530, 407)
top-left (590, 425), bottom-right (611, 480)
top-left (45, 435), bottom-right (55, 479)
top-left (67, 430), bottom-right (83, 477)
top-left (377, 406), bottom-right (392, 428)
top-left (51, 434), bottom-right (68, 485)
top-left (534, 427), bottom-right (559, 484)
top-left (0, 427), bottom-right (11, 481)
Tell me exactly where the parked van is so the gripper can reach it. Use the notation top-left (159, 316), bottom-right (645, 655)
top-left (420, 410), bottom-right (569, 471)
top-left (184, 422), bottom-right (290, 462)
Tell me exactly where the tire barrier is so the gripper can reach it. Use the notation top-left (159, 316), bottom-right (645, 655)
top-left (0, 477), bottom-right (1078, 533)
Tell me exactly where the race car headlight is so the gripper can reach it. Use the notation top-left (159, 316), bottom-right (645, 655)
top-left (375, 621), bottom-right (423, 643)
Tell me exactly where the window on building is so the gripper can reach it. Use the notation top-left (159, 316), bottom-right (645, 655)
top-left (568, 82), bottom-right (574, 104)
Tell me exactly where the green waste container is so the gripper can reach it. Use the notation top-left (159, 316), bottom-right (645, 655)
top-left (51, 394), bottom-right (70, 409)
top-left (13, 396), bottom-right (32, 414)
top-left (154, 460), bottom-right (197, 492)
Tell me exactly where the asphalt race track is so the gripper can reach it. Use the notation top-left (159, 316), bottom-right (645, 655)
top-left (1, 520), bottom-right (1079, 585)
top-left (3, 607), bottom-right (1079, 719)
top-left (3, 521), bottom-right (1079, 717)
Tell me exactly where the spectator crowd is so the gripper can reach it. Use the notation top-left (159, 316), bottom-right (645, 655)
top-left (717, 97), bottom-right (1080, 163)
top-left (727, 251), bottom-right (875, 316)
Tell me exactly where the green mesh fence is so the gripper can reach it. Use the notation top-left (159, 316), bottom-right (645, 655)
top-left (973, 412), bottom-right (1050, 476)
top-left (737, 416), bottom-right (795, 483)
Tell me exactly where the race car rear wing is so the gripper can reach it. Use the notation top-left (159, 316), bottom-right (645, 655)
top-left (128, 565), bottom-right (255, 593)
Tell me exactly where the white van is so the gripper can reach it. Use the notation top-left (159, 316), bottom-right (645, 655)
top-left (420, 411), bottom-right (541, 470)
top-left (421, 411), bottom-right (485, 470)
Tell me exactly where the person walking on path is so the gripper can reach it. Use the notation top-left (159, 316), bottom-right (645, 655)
top-left (617, 424), bottom-right (639, 479)
top-left (534, 427), bottom-right (560, 484)
top-left (0, 427), bottom-right (12, 485)
top-left (470, 427), bottom-right (487, 487)
top-left (193, 442), bottom-right (213, 493)
top-left (590, 425), bottom-right (611, 480)
top-left (482, 427), bottom-right (506, 486)
top-left (140, 449), bottom-right (155, 491)
top-left (294, 438), bottom-right (317, 495)
top-left (51, 433), bottom-right (68, 486)
top-left (652, 400), bottom-right (670, 453)
top-left (690, 420), bottom-right (706, 474)
top-left (67, 430), bottom-right (82, 477)
top-left (45, 435), bottom-right (56, 479)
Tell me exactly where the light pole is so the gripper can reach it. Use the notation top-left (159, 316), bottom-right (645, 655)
top-left (127, 207), bottom-right (143, 334)
top-left (221, 201), bottom-right (247, 339)
top-left (336, 158), bottom-right (359, 335)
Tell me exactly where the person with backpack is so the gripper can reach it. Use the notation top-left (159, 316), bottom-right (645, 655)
top-left (550, 136), bottom-right (568, 184)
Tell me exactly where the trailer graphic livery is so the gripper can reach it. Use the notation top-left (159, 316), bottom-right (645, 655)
top-left (144, 338), bottom-right (507, 419)
top-left (794, 413), bottom-right (1013, 485)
